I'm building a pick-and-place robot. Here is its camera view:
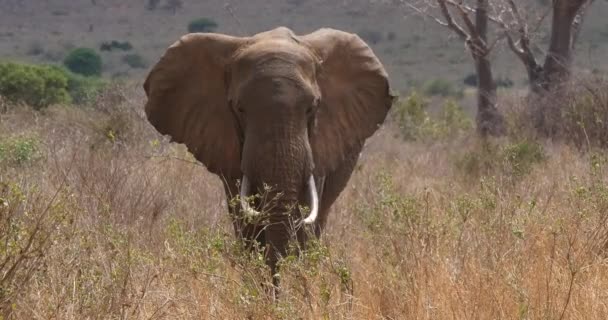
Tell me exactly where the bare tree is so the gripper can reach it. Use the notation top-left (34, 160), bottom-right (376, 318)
top-left (403, 0), bottom-right (505, 136)
top-left (403, 0), bottom-right (595, 134)
top-left (496, 0), bottom-right (595, 131)
top-left (500, 0), bottom-right (594, 93)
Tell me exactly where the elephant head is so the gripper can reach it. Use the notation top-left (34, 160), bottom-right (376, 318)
top-left (143, 27), bottom-right (393, 276)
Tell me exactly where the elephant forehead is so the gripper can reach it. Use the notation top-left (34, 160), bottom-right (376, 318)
top-left (235, 39), bottom-right (317, 69)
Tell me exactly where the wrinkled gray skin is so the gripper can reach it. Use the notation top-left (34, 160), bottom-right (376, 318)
top-left (143, 27), bottom-right (394, 290)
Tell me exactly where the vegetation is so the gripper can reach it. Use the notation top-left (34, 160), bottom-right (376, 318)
top-left (63, 47), bottom-right (102, 76)
top-left (0, 61), bottom-right (106, 109)
top-left (1, 86), bottom-right (607, 318)
top-left (463, 73), bottom-right (514, 88)
top-left (0, 62), bottom-right (71, 109)
top-left (122, 53), bottom-right (147, 69)
top-left (0, 135), bottom-right (41, 166)
top-left (187, 17), bottom-right (218, 33)
top-left (421, 78), bottom-right (463, 97)
top-left (507, 77), bottom-right (608, 148)
top-left (0, 1), bottom-right (607, 318)
top-left (62, 70), bottom-right (107, 105)
top-left (394, 91), bottom-right (472, 141)
top-left (99, 40), bottom-right (133, 52)
top-left (454, 139), bottom-right (546, 179)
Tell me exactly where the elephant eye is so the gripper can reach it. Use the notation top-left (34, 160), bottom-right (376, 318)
top-left (307, 98), bottom-right (320, 115)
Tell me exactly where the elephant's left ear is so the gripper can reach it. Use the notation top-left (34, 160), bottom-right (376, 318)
top-left (300, 28), bottom-right (396, 175)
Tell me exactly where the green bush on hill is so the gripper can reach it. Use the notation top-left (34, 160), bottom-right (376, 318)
top-left (0, 62), bottom-right (71, 109)
top-left (63, 48), bottom-right (102, 76)
top-left (62, 70), bottom-right (107, 105)
top-left (100, 40), bottom-right (133, 52)
top-left (0, 62), bottom-right (106, 108)
top-left (122, 53), bottom-right (147, 69)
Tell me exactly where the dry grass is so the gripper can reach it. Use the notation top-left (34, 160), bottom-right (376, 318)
top-left (1, 87), bottom-right (608, 319)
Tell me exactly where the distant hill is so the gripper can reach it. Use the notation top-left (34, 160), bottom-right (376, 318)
top-left (1, 0), bottom-right (607, 92)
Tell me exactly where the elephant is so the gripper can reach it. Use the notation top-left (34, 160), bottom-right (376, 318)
top-left (143, 26), bottom-right (394, 288)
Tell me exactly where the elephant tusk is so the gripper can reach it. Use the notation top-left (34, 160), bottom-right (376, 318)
top-left (302, 175), bottom-right (319, 225)
top-left (240, 175), bottom-right (260, 217)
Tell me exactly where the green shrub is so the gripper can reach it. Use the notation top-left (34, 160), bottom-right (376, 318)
top-left (394, 91), bottom-right (429, 141)
top-left (0, 182), bottom-right (72, 315)
top-left (61, 70), bottom-right (107, 105)
top-left (502, 140), bottom-right (545, 177)
top-left (0, 135), bottom-right (41, 166)
top-left (63, 48), bottom-right (102, 76)
top-left (394, 92), bottom-right (472, 141)
top-left (0, 61), bottom-right (106, 108)
top-left (455, 140), bottom-right (545, 179)
top-left (437, 99), bottom-right (473, 137)
top-left (463, 73), bottom-right (513, 88)
top-left (100, 40), bottom-right (133, 52)
top-left (122, 53), bottom-right (147, 69)
top-left (422, 78), bottom-right (463, 98)
top-left (187, 18), bottom-right (218, 33)
top-left (0, 62), bottom-right (71, 109)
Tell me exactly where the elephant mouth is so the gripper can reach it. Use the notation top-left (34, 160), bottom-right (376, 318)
top-left (239, 174), bottom-right (318, 224)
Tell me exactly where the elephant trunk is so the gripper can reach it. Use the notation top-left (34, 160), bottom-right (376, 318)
top-left (241, 128), bottom-right (315, 282)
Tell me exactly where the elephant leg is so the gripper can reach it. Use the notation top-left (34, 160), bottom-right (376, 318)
top-left (222, 178), bottom-right (266, 247)
top-left (314, 147), bottom-right (362, 238)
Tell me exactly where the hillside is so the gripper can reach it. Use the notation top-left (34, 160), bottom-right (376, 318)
top-left (1, 0), bottom-right (607, 91)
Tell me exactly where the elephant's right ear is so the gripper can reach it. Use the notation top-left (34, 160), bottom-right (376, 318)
top-left (144, 33), bottom-right (249, 178)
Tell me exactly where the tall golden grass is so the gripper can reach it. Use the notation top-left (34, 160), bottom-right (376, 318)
top-left (0, 84), bottom-right (607, 319)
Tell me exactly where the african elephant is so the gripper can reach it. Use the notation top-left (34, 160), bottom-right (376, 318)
top-left (143, 27), bottom-right (394, 285)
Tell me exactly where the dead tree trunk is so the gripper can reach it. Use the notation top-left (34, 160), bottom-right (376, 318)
top-left (472, 0), bottom-right (504, 136)
top-left (541, 0), bottom-right (588, 90)
top-left (503, 0), bottom-right (593, 132)
top-left (412, 0), bottom-right (505, 136)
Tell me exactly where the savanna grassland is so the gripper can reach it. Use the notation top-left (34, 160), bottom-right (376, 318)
top-left (1, 82), bottom-right (608, 319)
top-left (2, 0), bottom-right (608, 319)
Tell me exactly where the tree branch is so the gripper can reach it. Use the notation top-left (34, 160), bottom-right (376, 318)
top-left (449, 0), bottom-right (478, 36)
top-left (436, 0), bottom-right (469, 40)
top-left (402, 1), bottom-right (450, 28)
top-left (491, 0), bottom-right (540, 74)
top-left (571, 0), bottom-right (594, 51)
